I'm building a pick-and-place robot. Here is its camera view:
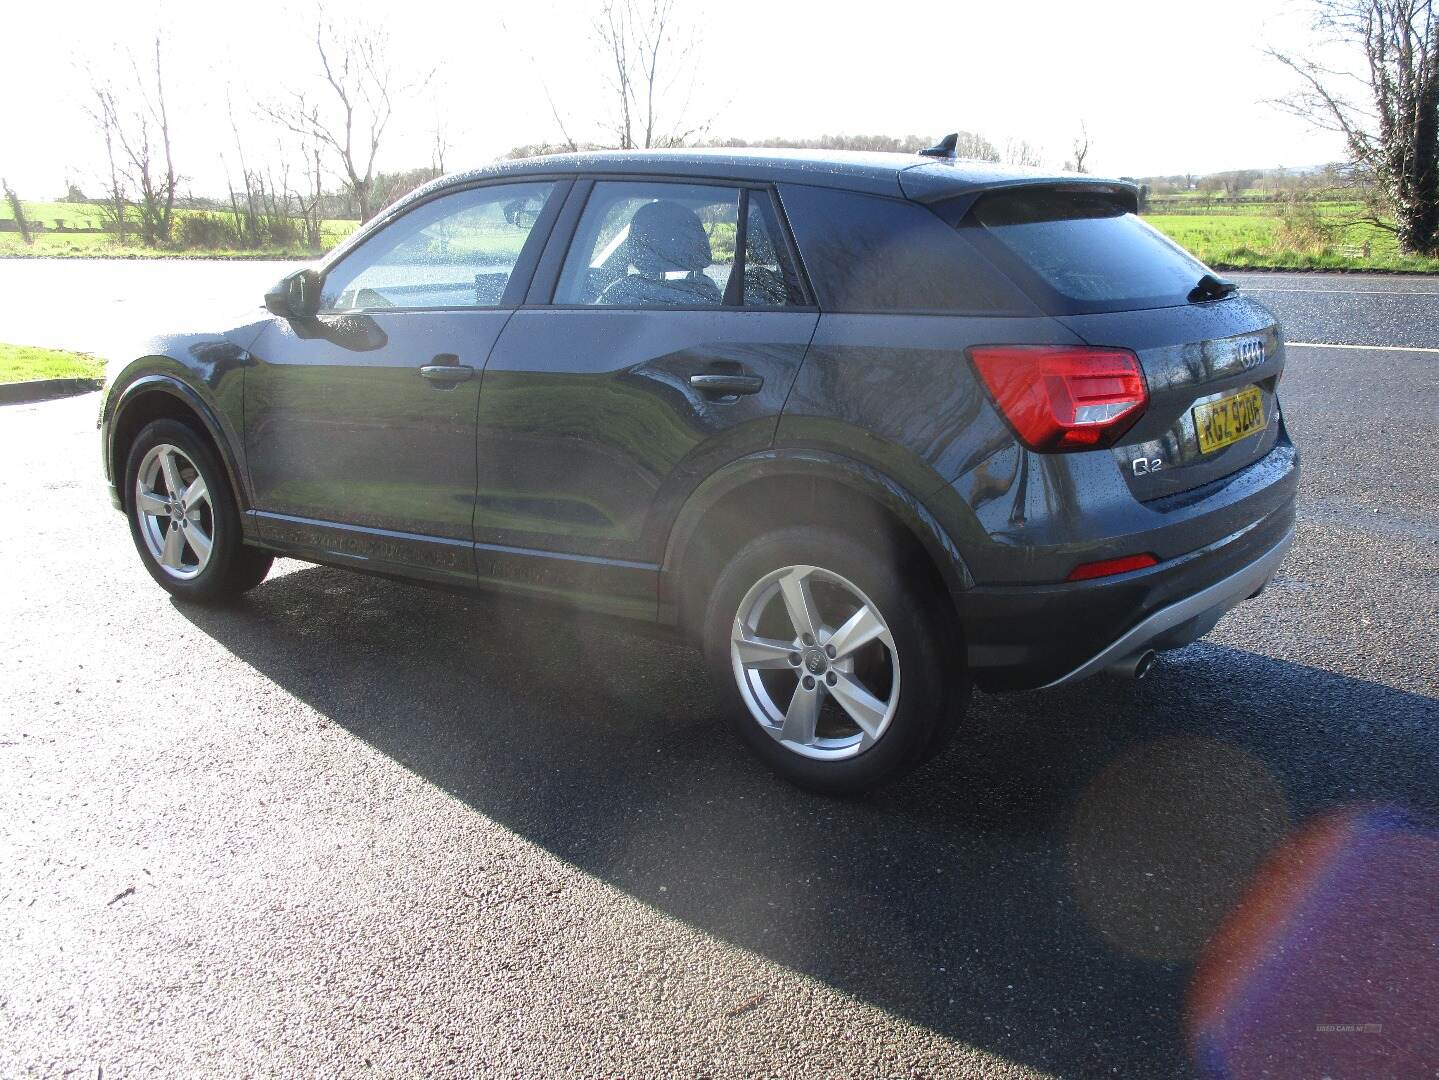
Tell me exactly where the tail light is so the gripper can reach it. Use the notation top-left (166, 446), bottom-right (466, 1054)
top-left (968, 345), bottom-right (1148, 451)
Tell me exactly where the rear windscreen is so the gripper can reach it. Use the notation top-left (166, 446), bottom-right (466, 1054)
top-left (966, 188), bottom-right (1213, 313)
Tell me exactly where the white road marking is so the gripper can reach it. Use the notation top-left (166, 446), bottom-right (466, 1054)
top-left (1244, 287), bottom-right (1439, 296)
top-left (1288, 341), bottom-right (1439, 353)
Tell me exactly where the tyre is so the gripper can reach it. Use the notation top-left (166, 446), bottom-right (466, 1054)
top-left (123, 418), bottom-right (273, 602)
top-left (702, 526), bottom-right (968, 793)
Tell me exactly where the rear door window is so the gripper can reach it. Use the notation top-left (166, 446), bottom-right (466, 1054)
top-left (965, 188), bottom-right (1212, 313)
top-left (741, 191), bottom-right (807, 307)
top-left (551, 182), bottom-right (807, 308)
top-left (554, 182), bottom-right (740, 307)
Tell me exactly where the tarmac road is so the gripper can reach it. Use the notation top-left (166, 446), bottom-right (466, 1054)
top-left (1, 266), bottom-right (1436, 1078)
top-left (1232, 271), bottom-right (1439, 349)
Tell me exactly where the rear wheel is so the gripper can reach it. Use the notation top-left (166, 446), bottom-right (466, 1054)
top-left (124, 419), bottom-right (272, 602)
top-left (703, 526), bottom-right (967, 793)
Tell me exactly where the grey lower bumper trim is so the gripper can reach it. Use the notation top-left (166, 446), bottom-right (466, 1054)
top-left (1041, 525), bottom-right (1297, 689)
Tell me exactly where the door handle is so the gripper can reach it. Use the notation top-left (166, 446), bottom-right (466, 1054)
top-left (419, 362), bottom-right (476, 385)
top-left (689, 373), bottom-right (763, 396)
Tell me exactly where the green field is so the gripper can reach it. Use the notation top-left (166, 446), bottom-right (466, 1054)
top-left (0, 200), bottom-right (359, 259)
top-left (0, 343), bottom-right (105, 384)
top-left (4, 200), bottom-right (111, 229)
top-left (6, 194), bottom-right (1439, 272)
top-left (1145, 198), bottom-right (1439, 273)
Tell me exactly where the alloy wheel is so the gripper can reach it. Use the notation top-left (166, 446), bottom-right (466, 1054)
top-left (134, 444), bottom-right (216, 581)
top-left (729, 564), bottom-right (901, 760)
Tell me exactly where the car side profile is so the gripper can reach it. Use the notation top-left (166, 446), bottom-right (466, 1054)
top-left (99, 144), bottom-right (1299, 792)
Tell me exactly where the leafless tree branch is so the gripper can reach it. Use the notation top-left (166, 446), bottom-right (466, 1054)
top-left (1269, 0), bottom-right (1439, 254)
top-left (260, 9), bottom-right (431, 221)
top-left (87, 36), bottom-right (180, 246)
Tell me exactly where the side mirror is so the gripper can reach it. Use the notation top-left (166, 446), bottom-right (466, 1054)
top-left (504, 198), bottom-right (540, 230)
top-left (264, 268), bottom-right (322, 319)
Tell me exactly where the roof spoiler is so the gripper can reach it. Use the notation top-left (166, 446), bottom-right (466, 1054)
top-left (915, 179), bottom-right (1141, 225)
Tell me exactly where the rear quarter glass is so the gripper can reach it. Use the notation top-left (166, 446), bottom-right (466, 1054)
top-left (776, 184), bottom-right (1037, 315)
top-left (956, 187), bottom-right (1214, 315)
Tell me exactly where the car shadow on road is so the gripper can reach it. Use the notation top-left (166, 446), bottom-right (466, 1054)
top-left (178, 563), bottom-right (1439, 1079)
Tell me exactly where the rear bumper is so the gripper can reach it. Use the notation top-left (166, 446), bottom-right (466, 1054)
top-left (1040, 523), bottom-right (1293, 687)
top-left (958, 491), bottom-right (1297, 691)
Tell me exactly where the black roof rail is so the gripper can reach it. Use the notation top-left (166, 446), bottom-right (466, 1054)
top-left (918, 133), bottom-right (959, 159)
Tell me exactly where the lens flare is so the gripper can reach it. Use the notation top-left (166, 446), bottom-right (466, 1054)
top-left (1187, 805), bottom-right (1438, 1078)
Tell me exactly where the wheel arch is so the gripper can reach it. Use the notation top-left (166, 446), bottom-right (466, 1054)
top-left (660, 450), bottom-right (974, 640)
top-left (107, 373), bottom-right (249, 514)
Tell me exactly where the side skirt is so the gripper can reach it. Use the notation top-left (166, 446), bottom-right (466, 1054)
top-left (244, 510), bottom-right (659, 621)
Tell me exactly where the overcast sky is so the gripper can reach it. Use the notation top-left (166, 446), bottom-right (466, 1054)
top-left (0, 0), bottom-right (1350, 200)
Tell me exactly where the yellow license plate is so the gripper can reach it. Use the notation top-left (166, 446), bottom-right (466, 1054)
top-left (1193, 386), bottom-right (1266, 454)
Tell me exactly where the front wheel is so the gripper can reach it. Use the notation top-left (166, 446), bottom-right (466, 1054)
top-left (124, 419), bottom-right (273, 602)
top-left (702, 526), bottom-right (966, 793)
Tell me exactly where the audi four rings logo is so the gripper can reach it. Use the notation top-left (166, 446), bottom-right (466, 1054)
top-left (1238, 339), bottom-right (1266, 368)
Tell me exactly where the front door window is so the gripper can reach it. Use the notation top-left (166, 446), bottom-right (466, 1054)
top-left (321, 181), bottom-right (556, 311)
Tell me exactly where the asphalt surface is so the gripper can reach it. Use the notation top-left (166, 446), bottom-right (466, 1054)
top-left (1231, 271), bottom-right (1439, 349)
top-left (2, 269), bottom-right (1437, 1078)
top-left (0, 259), bottom-right (298, 357)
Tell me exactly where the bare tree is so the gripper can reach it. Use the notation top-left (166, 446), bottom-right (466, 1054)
top-left (262, 14), bottom-right (429, 221)
top-left (225, 96), bottom-right (264, 248)
top-left (431, 118), bottom-right (449, 175)
top-left (89, 89), bottom-right (129, 242)
top-left (1004, 138), bottom-right (1044, 167)
top-left (90, 37), bottom-right (180, 246)
top-left (297, 132), bottom-right (326, 251)
top-left (499, 13), bottom-right (582, 153)
top-left (541, 77), bottom-right (582, 152)
top-left (1068, 121), bottom-right (1091, 173)
top-left (953, 131), bottom-right (1001, 162)
top-left (276, 94), bottom-right (327, 251)
top-left (1270, 0), bottom-right (1438, 254)
top-left (595, 0), bottom-right (705, 149)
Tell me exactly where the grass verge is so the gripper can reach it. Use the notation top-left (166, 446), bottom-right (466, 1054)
top-left (1146, 207), bottom-right (1439, 273)
top-left (0, 343), bottom-right (105, 384)
top-left (0, 200), bottom-right (358, 259)
top-left (0, 229), bottom-right (355, 260)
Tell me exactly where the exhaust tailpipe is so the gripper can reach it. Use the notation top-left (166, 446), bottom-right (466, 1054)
top-left (1108, 649), bottom-right (1157, 681)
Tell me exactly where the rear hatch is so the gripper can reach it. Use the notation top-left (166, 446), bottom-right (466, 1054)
top-left (958, 186), bottom-right (1285, 502)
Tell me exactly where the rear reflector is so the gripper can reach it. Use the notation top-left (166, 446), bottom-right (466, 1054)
top-left (968, 345), bottom-right (1148, 451)
top-left (1066, 553), bottom-right (1159, 581)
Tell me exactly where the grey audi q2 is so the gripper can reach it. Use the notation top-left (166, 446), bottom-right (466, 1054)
top-left (100, 144), bottom-right (1298, 792)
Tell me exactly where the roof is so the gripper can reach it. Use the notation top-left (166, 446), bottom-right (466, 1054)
top-left (406, 147), bottom-right (1135, 207)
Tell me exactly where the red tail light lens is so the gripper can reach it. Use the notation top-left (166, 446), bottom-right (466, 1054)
top-left (1066, 553), bottom-right (1159, 581)
top-left (968, 345), bottom-right (1148, 451)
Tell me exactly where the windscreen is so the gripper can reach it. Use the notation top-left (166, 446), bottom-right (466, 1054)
top-left (966, 188), bottom-right (1213, 313)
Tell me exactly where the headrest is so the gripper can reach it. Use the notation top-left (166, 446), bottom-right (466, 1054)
top-left (628, 200), bottom-right (713, 276)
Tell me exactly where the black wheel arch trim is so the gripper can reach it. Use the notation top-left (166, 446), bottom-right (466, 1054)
top-left (659, 448), bottom-right (976, 620)
top-left (104, 372), bottom-right (251, 516)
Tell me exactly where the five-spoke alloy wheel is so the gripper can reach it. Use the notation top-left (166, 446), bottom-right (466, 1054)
top-left (134, 443), bottom-right (216, 580)
top-left (730, 564), bottom-right (900, 760)
top-left (705, 526), bottom-right (965, 793)
top-left (123, 419), bottom-right (273, 602)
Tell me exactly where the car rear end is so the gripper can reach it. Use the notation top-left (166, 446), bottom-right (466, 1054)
top-left (917, 180), bottom-right (1299, 690)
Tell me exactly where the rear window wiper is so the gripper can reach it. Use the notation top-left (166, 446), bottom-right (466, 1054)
top-left (1188, 273), bottom-right (1238, 303)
